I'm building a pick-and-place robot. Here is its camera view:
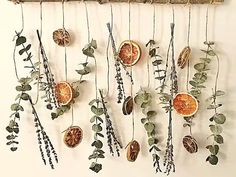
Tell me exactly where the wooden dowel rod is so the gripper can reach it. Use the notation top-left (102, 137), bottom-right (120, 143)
top-left (9, 0), bottom-right (224, 4)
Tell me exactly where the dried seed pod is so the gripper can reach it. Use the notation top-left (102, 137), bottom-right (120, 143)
top-left (126, 140), bottom-right (140, 162)
top-left (122, 96), bottom-right (133, 115)
top-left (64, 126), bottom-right (83, 148)
top-left (182, 135), bottom-right (198, 153)
top-left (177, 46), bottom-right (191, 69)
top-left (53, 29), bottom-right (71, 47)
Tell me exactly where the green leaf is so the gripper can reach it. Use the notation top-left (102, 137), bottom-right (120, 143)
top-left (91, 106), bottom-right (103, 116)
top-left (90, 116), bottom-right (96, 123)
top-left (11, 103), bottom-right (24, 112)
top-left (152, 60), bottom-right (162, 66)
top-left (94, 140), bottom-right (103, 149)
top-left (96, 133), bottom-right (104, 138)
top-left (16, 86), bottom-right (23, 92)
top-left (51, 112), bottom-right (58, 120)
top-left (144, 122), bottom-right (155, 133)
top-left (148, 138), bottom-right (156, 146)
top-left (206, 145), bottom-right (219, 155)
top-left (200, 58), bottom-right (211, 63)
top-left (16, 36), bottom-right (26, 46)
top-left (206, 155), bottom-right (218, 165)
top-left (21, 93), bottom-right (29, 100)
top-left (214, 113), bottom-right (226, 124)
top-left (210, 125), bottom-right (223, 135)
top-left (92, 124), bottom-right (102, 133)
top-left (149, 145), bottom-right (161, 152)
top-left (189, 81), bottom-right (198, 87)
top-left (201, 49), bottom-right (216, 56)
top-left (10, 147), bottom-right (18, 151)
top-left (214, 135), bottom-right (224, 144)
top-left (90, 39), bottom-right (97, 49)
top-left (147, 111), bottom-right (157, 118)
top-left (215, 90), bottom-right (225, 97)
top-left (6, 126), bottom-right (13, 133)
top-left (194, 63), bottom-right (205, 72)
top-left (89, 99), bottom-right (99, 106)
top-left (141, 118), bottom-right (147, 124)
top-left (134, 94), bottom-right (144, 105)
top-left (76, 67), bottom-right (91, 75)
top-left (88, 154), bottom-right (97, 160)
top-left (83, 46), bottom-right (95, 58)
top-left (89, 162), bottom-right (102, 173)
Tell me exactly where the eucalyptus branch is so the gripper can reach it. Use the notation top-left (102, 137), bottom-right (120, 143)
top-left (88, 98), bottom-right (105, 173)
top-left (134, 89), bottom-right (162, 173)
top-left (184, 41), bottom-right (214, 135)
top-left (205, 42), bottom-right (226, 165)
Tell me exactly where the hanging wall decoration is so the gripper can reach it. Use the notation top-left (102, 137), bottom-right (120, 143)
top-left (155, 7), bottom-right (177, 175)
top-left (173, 4), bottom-right (199, 154)
top-left (203, 8), bottom-right (226, 166)
top-left (6, 1), bottom-right (58, 169)
top-left (135, 5), bottom-right (161, 173)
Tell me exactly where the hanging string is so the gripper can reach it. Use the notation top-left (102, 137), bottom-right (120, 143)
top-left (105, 3), bottom-right (113, 97)
top-left (85, 2), bottom-right (91, 43)
top-left (127, 1), bottom-right (135, 141)
top-left (32, 0), bottom-right (43, 105)
top-left (13, 3), bottom-right (25, 81)
top-left (62, 0), bottom-right (68, 81)
top-left (205, 6), bottom-right (209, 42)
top-left (186, 4), bottom-right (191, 92)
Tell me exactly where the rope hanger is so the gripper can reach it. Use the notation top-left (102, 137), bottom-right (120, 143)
top-left (11, 0), bottom-right (223, 4)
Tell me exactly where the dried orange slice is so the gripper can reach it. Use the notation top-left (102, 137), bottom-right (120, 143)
top-left (55, 81), bottom-right (73, 105)
top-left (118, 40), bottom-right (141, 67)
top-left (64, 126), bottom-right (83, 148)
top-left (53, 29), bottom-right (71, 47)
top-left (173, 92), bottom-right (198, 117)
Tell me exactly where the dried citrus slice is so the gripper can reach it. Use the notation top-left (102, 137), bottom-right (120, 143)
top-left (173, 92), bottom-right (198, 117)
top-left (55, 81), bottom-right (73, 105)
top-left (118, 40), bottom-right (141, 67)
top-left (126, 140), bottom-right (140, 162)
top-left (183, 135), bottom-right (198, 153)
top-left (177, 46), bottom-right (191, 69)
top-left (122, 96), bottom-right (133, 115)
top-left (64, 126), bottom-right (83, 148)
top-left (53, 29), bottom-right (71, 47)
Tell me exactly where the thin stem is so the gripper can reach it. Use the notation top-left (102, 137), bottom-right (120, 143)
top-left (62, 1), bottom-right (68, 81)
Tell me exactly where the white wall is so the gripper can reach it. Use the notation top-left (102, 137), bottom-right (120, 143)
top-left (0, 0), bottom-right (236, 177)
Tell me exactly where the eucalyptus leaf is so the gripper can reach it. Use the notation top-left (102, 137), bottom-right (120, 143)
top-left (148, 137), bottom-right (156, 146)
top-left (144, 122), bottom-right (155, 133)
top-left (92, 124), bottom-right (102, 133)
top-left (16, 36), bottom-right (26, 46)
top-left (210, 124), bottom-right (223, 135)
top-left (214, 135), bottom-right (224, 144)
top-left (206, 155), bottom-right (218, 165)
top-left (214, 113), bottom-right (226, 124)
top-left (194, 63), bottom-right (205, 72)
top-left (147, 111), bottom-right (157, 118)
top-left (215, 90), bottom-right (225, 97)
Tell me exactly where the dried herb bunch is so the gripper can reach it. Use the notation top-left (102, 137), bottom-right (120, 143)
top-left (37, 30), bottom-right (58, 111)
top-left (183, 41), bottom-right (214, 131)
top-left (158, 23), bottom-right (177, 175)
top-left (146, 40), bottom-right (165, 91)
top-left (106, 23), bottom-right (133, 103)
top-left (88, 98), bottom-right (105, 173)
top-left (134, 89), bottom-right (161, 173)
top-left (205, 41), bottom-right (226, 165)
top-left (6, 32), bottom-right (58, 168)
top-left (99, 89), bottom-right (122, 156)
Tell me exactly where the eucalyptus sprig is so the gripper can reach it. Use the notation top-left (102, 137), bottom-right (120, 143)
top-left (146, 40), bottom-right (166, 91)
top-left (205, 42), bottom-right (226, 165)
top-left (134, 89), bottom-right (161, 173)
top-left (183, 41), bottom-right (214, 136)
top-left (88, 98), bottom-right (105, 173)
top-left (7, 32), bottom-right (58, 168)
top-left (99, 89), bottom-right (122, 156)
